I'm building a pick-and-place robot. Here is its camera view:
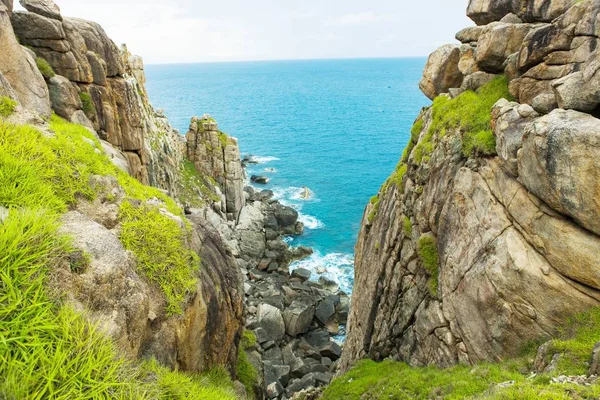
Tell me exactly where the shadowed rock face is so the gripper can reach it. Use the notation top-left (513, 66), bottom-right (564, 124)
top-left (341, 0), bottom-right (600, 373)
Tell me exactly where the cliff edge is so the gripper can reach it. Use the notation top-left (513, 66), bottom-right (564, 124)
top-left (342, 0), bottom-right (600, 372)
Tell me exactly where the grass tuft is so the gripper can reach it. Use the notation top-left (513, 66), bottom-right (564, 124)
top-left (237, 330), bottom-right (259, 399)
top-left (79, 92), bottom-right (96, 118)
top-left (36, 57), bottom-right (55, 80)
top-left (0, 96), bottom-right (17, 118)
top-left (119, 201), bottom-right (200, 316)
top-left (417, 234), bottom-right (439, 296)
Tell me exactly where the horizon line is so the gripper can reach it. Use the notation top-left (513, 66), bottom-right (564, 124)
top-left (145, 55), bottom-right (428, 67)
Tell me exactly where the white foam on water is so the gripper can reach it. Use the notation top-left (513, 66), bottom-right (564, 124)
top-left (298, 213), bottom-right (325, 230)
top-left (290, 251), bottom-right (354, 295)
top-left (264, 168), bottom-right (277, 173)
top-left (250, 155), bottom-right (280, 164)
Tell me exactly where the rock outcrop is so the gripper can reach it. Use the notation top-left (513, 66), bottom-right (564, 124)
top-left (187, 115), bottom-right (246, 220)
top-left (0, 2), bottom-right (51, 118)
top-left (342, 0), bottom-right (600, 373)
top-left (10, 1), bottom-right (184, 194)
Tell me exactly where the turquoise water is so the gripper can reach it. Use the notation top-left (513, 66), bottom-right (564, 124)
top-left (145, 58), bottom-right (429, 294)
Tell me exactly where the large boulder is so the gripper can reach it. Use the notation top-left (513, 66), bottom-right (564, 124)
top-left (518, 109), bottom-right (600, 237)
top-left (283, 300), bottom-right (315, 337)
top-left (0, 6), bottom-right (50, 117)
top-left (19, 0), bottom-right (61, 20)
top-left (419, 45), bottom-right (464, 100)
top-left (553, 54), bottom-right (600, 112)
top-left (467, 0), bottom-right (576, 25)
top-left (467, 0), bottom-right (518, 25)
top-left (258, 304), bottom-right (286, 341)
top-left (476, 22), bottom-right (532, 73)
top-left (48, 74), bottom-right (82, 119)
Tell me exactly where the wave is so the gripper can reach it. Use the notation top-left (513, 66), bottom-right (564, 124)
top-left (272, 186), bottom-right (318, 203)
top-left (290, 251), bottom-right (354, 295)
top-left (248, 155), bottom-right (280, 164)
top-left (298, 213), bottom-right (325, 230)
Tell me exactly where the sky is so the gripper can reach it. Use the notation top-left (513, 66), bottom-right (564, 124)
top-left (15, 0), bottom-right (472, 64)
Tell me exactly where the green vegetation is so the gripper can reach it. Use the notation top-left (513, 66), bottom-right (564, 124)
top-left (237, 331), bottom-right (259, 399)
top-left (403, 216), bottom-right (412, 236)
top-left (142, 359), bottom-right (237, 400)
top-left (322, 308), bottom-right (600, 400)
top-left (0, 96), bottom-right (17, 118)
top-left (407, 76), bottom-right (512, 164)
top-left (417, 235), bottom-right (439, 295)
top-left (368, 197), bottom-right (380, 224)
top-left (179, 159), bottom-right (221, 207)
top-left (218, 131), bottom-right (229, 148)
top-left (119, 201), bottom-right (200, 315)
top-left (36, 57), bottom-right (55, 79)
top-left (0, 116), bottom-right (236, 398)
top-left (79, 92), bottom-right (96, 118)
top-left (402, 117), bottom-right (424, 163)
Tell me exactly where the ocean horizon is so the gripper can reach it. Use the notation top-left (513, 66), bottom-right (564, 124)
top-left (145, 57), bottom-right (430, 295)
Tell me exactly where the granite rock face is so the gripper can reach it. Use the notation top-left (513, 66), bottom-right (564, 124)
top-left (0, 4), bottom-right (51, 117)
top-left (10, 2), bottom-right (184, 194)
top-left (186, 115), bottom-right (246, 220)
top-left (342, 0), bottom-right (600, 373)
top-left (53, 177), bottom-right (244, 375)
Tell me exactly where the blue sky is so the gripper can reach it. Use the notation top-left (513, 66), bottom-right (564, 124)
top-left (16, 0), bottom-right (472, 64)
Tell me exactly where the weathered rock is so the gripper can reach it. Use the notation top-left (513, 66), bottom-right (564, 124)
top-left (287, 374), bottom-right (316, 395)
top-left (519, 109), bottom-right (600, 237)
top-left (291, 268), bottom-right (311, 282)
top-left (47, 74), bottom-right (82, 119)
top-left (19, 0), bottom-right (61, 20)
top-left (476, 22), bottom-right (532, 73)
top-left (589, 342), bottom-right (600, 376)
top-left (467, 0), bottom-right (576, 25)
top-left (266, 381), bottom-right (284, 399)
top-left (258, 304), bottom-right (286, 341)
top-left (0, 7), bottom-right (50, 117)
top-left (283, 301), bottom-right (315, 337)
top-left (315, 299), bottom-right (336, 325)
top-left (187, 115), bottom-right (246, 219)
top-left (456, 26), bottom-right (485, 44)
top-left (251, 175), bottom-right (270, 184)
top-left (419, 44), bottom-right (464, 100)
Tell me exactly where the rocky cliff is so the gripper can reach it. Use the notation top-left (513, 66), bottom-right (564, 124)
top-left (341, 0), bottom-right (600, 372)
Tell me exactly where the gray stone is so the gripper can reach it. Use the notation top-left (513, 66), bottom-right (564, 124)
top-left (291, 268), bottom-right (311, 282)
top-left (266, 381), bottom-right (284, 399)
top-left (264, 362), bottom-right (290, 387)
top-left (589, 342), bottom-right (600, 376)
top-left (283, 301), bottom-right (315, 337)
top-left (19, 0), bottom-right (61, 20)
top-left (419, 44), bottom-right (464, 100)
top-left (258, 304), bottom-right (285, 341)
top-left (319, 341), bottom-right (342, 360)
top-left (286, 373), bottom-right (316, 395)
top-left (47, 75), bottom-right (81, 119)
top-left (315, 299), bottom-right (335, 325)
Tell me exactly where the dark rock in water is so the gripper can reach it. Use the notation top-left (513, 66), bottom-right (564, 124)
top-left (315, 298), bottom-right (336, 325)
top-left (319, 276), bottom-right (339, 293)
top-left (274, 205), bottom-right (299, 232)
top-left (291, 268), bottom-right (311, 282)
top-left (251, 175), bottom-right (270, 184)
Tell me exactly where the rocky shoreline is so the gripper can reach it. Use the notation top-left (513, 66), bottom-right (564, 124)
top-left (186, 117), bottom-right (349, 399)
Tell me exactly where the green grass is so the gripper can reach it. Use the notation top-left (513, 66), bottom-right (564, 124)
top-left (0, 96), bottom-right (17, 118)
top-left (417, 235), bottom-right (439, 296)
top-left (0, 116), bottom-right (238, 398)
top-left (119, 201), bottom-right (200, 316)
top-left (79, 92), bottom-right (96, 118)
top-left (36, 57), bottom-right (55, 80)
top-left (237, 330), bottom-right (259, 399)
top-left (403, 216), bottom-right (412, 236)
top-left (179, 159), bottom-right (221, 207)
top-left (410, 76), bottom-right (512, 163)
top-left (218, 131), bottom-right (229, 148)
top-left (323, 308), bottom-right (600, 400)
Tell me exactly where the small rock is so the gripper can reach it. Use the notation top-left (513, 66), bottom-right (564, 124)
top-left (267, 381), bottom-right (284, 399)
top-left (315, 299), bottom-right (336, 325)
top-left (291, 268), bottom-right (312, 282)
top-left (318, 276), bottom-right (339, 293)
top-left (251, 175), bottom-right (270, 184)
top-left (320, 341), bottom-right (342, 361)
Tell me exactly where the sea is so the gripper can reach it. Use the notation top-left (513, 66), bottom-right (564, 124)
top-left (145, 58), bottom-right (430, 296)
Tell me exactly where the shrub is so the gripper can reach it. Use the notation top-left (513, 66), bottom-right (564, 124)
top-left (0, 96), bottom-right (17, 118)
top-left (403, 216), bottom-right (412, 236)
top-left (417, 234), bottom-right (439, 295)
top-left (36, 57), bottom-right (55, 79)
top-left (79, 92), bottom-right (96, 118)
